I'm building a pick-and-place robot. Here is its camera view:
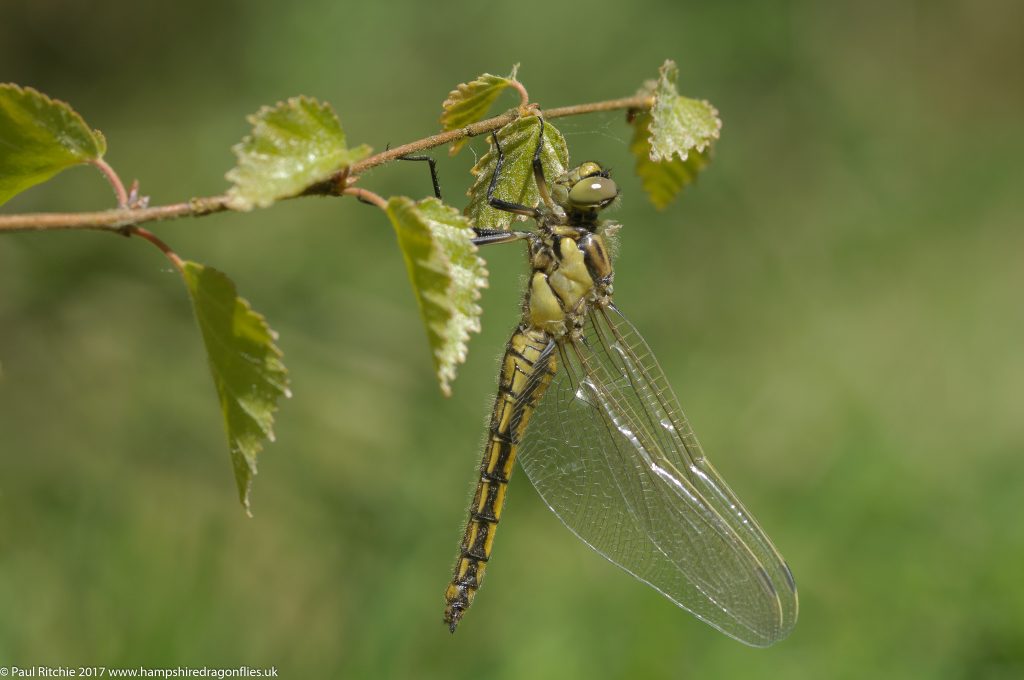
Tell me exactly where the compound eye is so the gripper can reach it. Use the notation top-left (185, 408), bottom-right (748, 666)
top-left (577, 161), bottom-right (603, 178)
top-left (568, 176), bottom-right (618, 207)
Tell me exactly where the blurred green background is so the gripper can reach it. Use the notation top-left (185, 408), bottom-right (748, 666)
top-left (2, 1), bottom-right (1022, 678)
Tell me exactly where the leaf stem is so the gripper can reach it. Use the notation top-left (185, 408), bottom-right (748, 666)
top-left (0, 93), bottom-right (654, 235)
top-left (342, 187), bottom-right (387, 210)
top-left (128, 226), bottom-right (185, 271)
top-left (90, 158), bottom-right (130, 208)
top-left (509, 79), bottom-right (530, 110)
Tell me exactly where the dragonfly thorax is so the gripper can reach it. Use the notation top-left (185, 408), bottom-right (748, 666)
top-left (525, 227), bottom-right (614, 336)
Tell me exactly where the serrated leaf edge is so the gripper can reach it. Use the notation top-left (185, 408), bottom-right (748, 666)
top-left (462, 117), bottom-right (569, 230)
top-left (0, 83), bottom-right (108, 159)
top-left (225, 95), bottom-right (370, 211)
top-left (440, 65), bottom-right (521, 155)
top-left (386, 196), bottom-right (488, 396)
top-left (648, 60), bottom-right (722, 163)
top-left (181, 261), bottom-right (291, 514)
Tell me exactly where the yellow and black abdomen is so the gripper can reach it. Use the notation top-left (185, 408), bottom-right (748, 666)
top-left (443, 327), bottom-right (557, 630)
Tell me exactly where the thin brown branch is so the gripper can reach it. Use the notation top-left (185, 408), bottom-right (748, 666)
top-left (0, 196), bottom-right (231, 233)
top-left (0, 92), bottom-right (654, 235)
top-left (544, 94), bottom-right (654, 119)
top-left (343, 94), bottom-right (652, 179)
top-left (345, 110), bottom-right (521, 176)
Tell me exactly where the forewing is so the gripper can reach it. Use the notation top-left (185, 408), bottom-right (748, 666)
top-left (517, 305), bottom-right (797, 646)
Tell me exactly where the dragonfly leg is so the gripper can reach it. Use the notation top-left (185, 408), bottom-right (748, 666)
top-left (487, 131), bottom-right (542, 219)
top-left (472, 228), bottom-right (531, 247)
top-left (395, 152), bottom-right (442, 199)
top-left (529, 116), bottom-right (557, 211)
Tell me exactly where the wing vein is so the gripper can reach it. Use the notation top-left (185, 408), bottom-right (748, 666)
top-left (516, 305), bottom-right (797, 646)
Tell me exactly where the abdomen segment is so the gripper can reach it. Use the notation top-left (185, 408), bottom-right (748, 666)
top-left (443, 327), bottom-right (557, 631)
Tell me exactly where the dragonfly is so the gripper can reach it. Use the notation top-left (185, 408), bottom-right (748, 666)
top-left (440, 115), bottom-right (798, 647)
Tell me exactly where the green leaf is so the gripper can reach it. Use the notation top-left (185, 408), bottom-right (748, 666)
top-left (180, 262), bottom-right (291, 514)
top-left (440, 65), bottom-right (520, 156)
top-left (0, 83), bottom-right (107, 206)
top-left (630, 110), bottom-right (711, 210)
top-left (226, 96), bottom-right (371, 211)
top-left (647, 60), bottom-right (722, 163)
top-left (386, 196), bottom-right (488, 396)
top-left (464, 117), bottom-right (569, 231)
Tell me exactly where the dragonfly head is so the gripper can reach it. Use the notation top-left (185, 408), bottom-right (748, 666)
top-left (552, 162), bottom-right (619, 219)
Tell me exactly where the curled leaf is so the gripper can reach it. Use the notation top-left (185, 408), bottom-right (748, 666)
top-left (464, 117), bottom-right (568, 231)
top-left (440, 65), bottom-right (520, 155)
top-left (386, 197), bottom-right (488, 396)
top-left (647, 60), bottom-right (722, 162)
top-left (630, 110), bottom-right (711, 210)
top-left (226, 96), bottom-right (371, 210)
top-left (180, 262), bottom-right (291, 514)
top-left (0, 83), bottom-right (107, 206)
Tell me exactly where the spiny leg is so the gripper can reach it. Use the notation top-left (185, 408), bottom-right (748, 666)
top-left (529, 116), bottom-right (557, 211)
top-left (396, 153), bottom-right (442, 199)
top-left (396, 145), bottom-right (529, 245)
top-left (486, 129), bottom-right (541, 219)
top-left (472, 228), bottom-right (531, 247)
top-left (393, 151), bottom-right (522, 248)
top-left (393, 144), bottom-right (532, 247)
top-left (474, 119), bottom-right (561, 246)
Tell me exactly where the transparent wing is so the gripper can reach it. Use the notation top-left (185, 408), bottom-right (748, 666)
top-left (517, 304), bottom-right (798, 646)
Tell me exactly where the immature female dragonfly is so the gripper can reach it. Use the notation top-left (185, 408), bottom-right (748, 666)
top-left (440, 115), bottom-right (798, 647)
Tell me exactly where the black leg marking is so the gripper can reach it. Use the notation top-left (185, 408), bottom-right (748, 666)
top-left (471, 228), bottom-right (530, 247)
top-left (397, 153), bottom-right (442, 199)
top-left (530, 116), bottom-right (556, 210)
top-left (487, 130), bottom-right (541, 219)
